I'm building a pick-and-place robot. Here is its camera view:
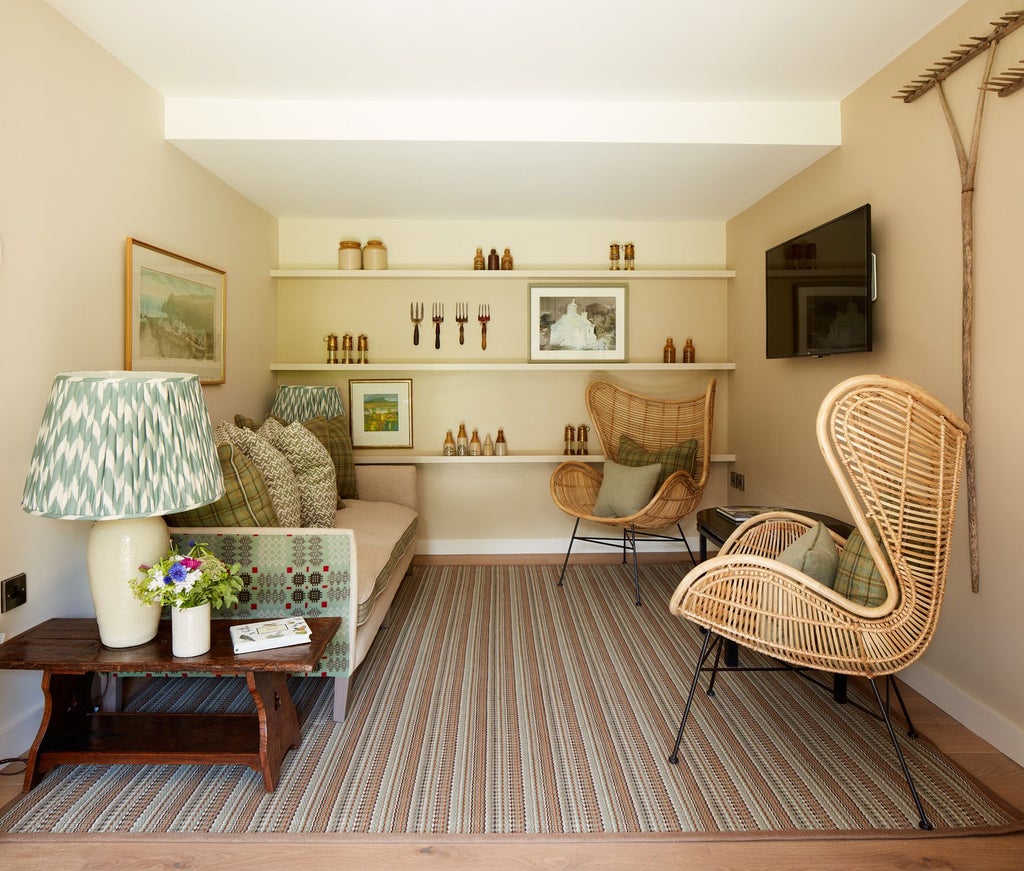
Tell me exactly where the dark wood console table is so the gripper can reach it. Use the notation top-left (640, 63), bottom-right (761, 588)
top-left (0, 616), bottom-right (340, 792)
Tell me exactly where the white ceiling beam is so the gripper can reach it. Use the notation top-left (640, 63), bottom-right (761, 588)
top-left (165, 98), bottom-right (840, 147)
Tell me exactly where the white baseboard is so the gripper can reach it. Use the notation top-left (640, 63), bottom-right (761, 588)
top-left (901, 661), bottom-right (1024, 768)
top-left (416, 536), bottom-right (698, 555)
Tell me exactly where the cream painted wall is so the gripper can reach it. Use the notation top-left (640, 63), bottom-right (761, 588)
top-left (0, 1), bottom-right (278, 759)
top-left (277, 219), bottom-right (732, 550)
top-left (726, 0), bottom-right (1024, 762)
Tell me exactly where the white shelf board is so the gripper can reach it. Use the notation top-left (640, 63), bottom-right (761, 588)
top-left (353, 452), bottom-right (736, 464)
top-left (272, 361), bottom-right (735, 372)
top-left (272, 268), bottom-right (735, 280)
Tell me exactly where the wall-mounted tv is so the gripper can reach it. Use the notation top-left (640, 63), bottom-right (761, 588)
top-left (765, 204), bottom-right (874, 358)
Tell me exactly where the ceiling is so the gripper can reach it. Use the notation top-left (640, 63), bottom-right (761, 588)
top-left (46, 0), bottom-right (967, 222)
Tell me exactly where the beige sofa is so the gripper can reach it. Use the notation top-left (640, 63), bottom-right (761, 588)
top-left (170, 464), bottom-right (417, 721)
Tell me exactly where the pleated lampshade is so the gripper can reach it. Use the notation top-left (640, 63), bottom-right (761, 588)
top-left (22, 371), bottom-right (224, 647)
top-left (270, 384), bottom-right (345, 422)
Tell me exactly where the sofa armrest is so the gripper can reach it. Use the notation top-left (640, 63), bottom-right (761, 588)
top-left (168, 527), bottom-right (357, 675)
top-left (355, 464), bottom-right (418, 512)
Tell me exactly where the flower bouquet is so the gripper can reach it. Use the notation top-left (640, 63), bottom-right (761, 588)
top-left (131, 540), bottom-right (243, 610)
top-left (130, 540), bottom-right (243, 656)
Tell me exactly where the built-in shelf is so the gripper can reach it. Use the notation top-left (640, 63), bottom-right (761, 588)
top-left (272, 361), bottom-right (735, 372)
top-left (272, 268), bottom-right (735, 280)
top-left (353, 451), bottom-right (736, 465)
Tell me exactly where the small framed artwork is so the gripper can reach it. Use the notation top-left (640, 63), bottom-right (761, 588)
top-left (125, 238), bottom-right (226, 384)
top-left (349, 379), bottom-right (413, 448)
top-left (528, 284), bottom-right (628, 362)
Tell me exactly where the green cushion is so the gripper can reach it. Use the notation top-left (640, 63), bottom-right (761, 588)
top-left (776, 522), bottom-right (839, 587)
top-left (833, 523), bottom-right (889, 606)
top-left (258, 418), bottom-right (337, 528)
top-left (219, 421), bottom-right (302, 527)
top-left (617, 434), bottom-right (698, 488)
top-left (167, 442), bottom-right (279, 528)
top-left (592, 460), bottom-right (662, 518)
top-left (301, 415), bottom-right (358, 504)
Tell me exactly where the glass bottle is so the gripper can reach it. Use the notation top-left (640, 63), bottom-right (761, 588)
top-left (443, 430), bottom-right (456, 456)
top-left (682, 337), bottom-right (696, 363)
top-left (495, 428), bottom-right (508, 456)
top-left (663, 337), bottom-right (676, 363)
top-left (469, 428), bottom-right (482, 456)
top-left (456, 423), bottom-right (469, 456)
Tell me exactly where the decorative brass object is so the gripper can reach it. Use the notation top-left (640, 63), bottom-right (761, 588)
top-left (324, 333), bottom-right (339, 364)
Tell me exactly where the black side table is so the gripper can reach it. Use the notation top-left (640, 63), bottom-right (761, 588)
top-left (694, 507), bottom-right (854, 702)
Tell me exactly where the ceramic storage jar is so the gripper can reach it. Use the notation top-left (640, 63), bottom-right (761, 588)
top-left (362, 239), bottom-right (388, 270)
top-left (338, 240), bottom-right (362, 269)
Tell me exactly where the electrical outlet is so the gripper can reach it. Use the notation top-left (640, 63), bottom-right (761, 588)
top-left (1, 573), bottom-right (27, 612)
top-left (729, 471), bottom-right (746, 492)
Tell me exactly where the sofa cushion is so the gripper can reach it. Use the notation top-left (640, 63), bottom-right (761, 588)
top-left (258, 417), bottom-right (337, 528)
top-left (617, 434), bottom-right (698, 488)
top-left (301, 415), bottom-right (358, 504)
top-left (218, 421), bottom-right (302, 527)
top-left (167, 442), bottom-right (279, 527)
top-left (334, 499), bottom-right (418, 625)
top-left (592, 460), bottom-right (662, 518)
top-left (776, 521), bottom-right (839, 587)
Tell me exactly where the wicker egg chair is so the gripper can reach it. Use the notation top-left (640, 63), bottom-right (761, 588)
top-left (666, 374), bottom-right (969, 830)
top-left (550, 378), bottom-right (716, 606)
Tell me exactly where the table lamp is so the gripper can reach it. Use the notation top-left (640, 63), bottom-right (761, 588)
top-left (270, 384), bottom-right (345, 422)
top-left (21, 371), bottom-right (225, 648)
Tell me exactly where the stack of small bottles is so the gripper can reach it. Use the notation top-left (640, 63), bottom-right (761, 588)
top-left (443, 424), bottom-right (507, 456)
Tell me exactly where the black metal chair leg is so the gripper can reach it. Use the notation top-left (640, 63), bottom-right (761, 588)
top-left (868, 678), bottom-right (933, 830)
top-left (557, 517), bottom-right (581, 586)
top-left (886, 674), bottom-right (919, 738)
top-left (626, 524), bottom-right (642, 607)
top-left (677, 522), bottom-right (698, 566)
top-left (669, 629), bottom-right (718, 764)
top-left (705, 633), bottom-right (724, 697)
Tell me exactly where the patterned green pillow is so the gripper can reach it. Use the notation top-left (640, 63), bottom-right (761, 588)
top-left (219, 421), bottom-right (302, 527)
top-left (301, 415), bottom-right (358, 504)
top-left (617, 434), bottom-right (698, 488)
top-left (258, 418), bottom-right (337, 528)
top-left (833, 522), bottom-right (890, 606)
top-left (776, 522), bottom-right (839, 587)
top-left (167, 442), bottom-right (279, 527)
top-left (592, 460), bottom-right (662, 518)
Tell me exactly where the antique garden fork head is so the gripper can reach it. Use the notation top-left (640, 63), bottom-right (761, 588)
top-left (410, 301), bottom-right (423, 345)
top-left (456, 302), bottom-right (469, 345)
top-left (478, 304), bottom-right (490, 350)
top-left (432, 302), bottom-right (444, 349)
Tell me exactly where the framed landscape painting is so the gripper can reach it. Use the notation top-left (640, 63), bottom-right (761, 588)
top-left (528, 284), bottom-right (627, 362)
top-left (349, 379), bottom-right (413, 448)
top-left (125, 238), bottom-right (226, 384)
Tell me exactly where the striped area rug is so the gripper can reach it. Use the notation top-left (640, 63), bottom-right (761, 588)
top-left (1, 563), bottom-right (1021, 836)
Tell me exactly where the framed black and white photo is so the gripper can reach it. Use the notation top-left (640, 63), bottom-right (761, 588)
top-left (528, 284), bottom-right (628, 363)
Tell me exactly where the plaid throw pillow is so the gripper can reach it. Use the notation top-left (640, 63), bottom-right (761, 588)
top-left (832, 522), bottom-right (889, 606)
top-left (301, 415), bottom-right (358, 504)
top-left (617, 434), bottom-right (698, 489)
top-left (167, 442), bottom-right (279, 528)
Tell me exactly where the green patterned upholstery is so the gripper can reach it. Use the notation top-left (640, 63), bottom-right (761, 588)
top-left (170, 529), bottom-right (356, 677)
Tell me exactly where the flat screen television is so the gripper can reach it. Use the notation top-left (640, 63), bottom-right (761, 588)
top-left (765, 204), bottom-right (874, 358)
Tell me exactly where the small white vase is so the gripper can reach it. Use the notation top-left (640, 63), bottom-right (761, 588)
top-left (171, 602), bottom-right (211, 657)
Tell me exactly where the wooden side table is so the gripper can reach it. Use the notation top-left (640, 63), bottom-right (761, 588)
top-left (0, 616), bottom-right (340, 792)
top-left (694, 507), bottom-right (854, 702)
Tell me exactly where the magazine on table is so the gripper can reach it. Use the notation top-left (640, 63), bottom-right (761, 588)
top-left (230, 616), bottom-right (312, 654)
top-left (715, 505), bottom-right (782, 523)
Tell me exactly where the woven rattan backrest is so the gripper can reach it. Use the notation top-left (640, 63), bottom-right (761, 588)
top-left (817, 375), bottom-right (968, 619)
top-left (586, 379), bottom-right (716, 483)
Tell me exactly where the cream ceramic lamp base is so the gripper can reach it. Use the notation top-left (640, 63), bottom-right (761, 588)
top-left (86, 517), bottom-right (166, 648)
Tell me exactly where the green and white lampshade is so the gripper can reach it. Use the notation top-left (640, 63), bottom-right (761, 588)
top-left (270, 384), bottom-right (345, 422)
top-left (22, 371), bottom-right (225, 648)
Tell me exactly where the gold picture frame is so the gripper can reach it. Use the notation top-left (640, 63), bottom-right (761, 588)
top-left (125, 238), bottom-right (226, 384)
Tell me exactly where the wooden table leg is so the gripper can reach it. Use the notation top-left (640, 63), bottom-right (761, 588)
top-left (247, 671), bottom-right (301, 791)
top-left (24, 671), bottom-right (93, 791)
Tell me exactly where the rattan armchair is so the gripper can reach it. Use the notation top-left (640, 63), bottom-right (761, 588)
top-left (551, 378), bottom-right (716, 605)
top-left (666, 374), bottom-right (969, 829)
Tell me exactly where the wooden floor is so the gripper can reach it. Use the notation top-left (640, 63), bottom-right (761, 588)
top-left (2, 554), bottom-right (1022, 869)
